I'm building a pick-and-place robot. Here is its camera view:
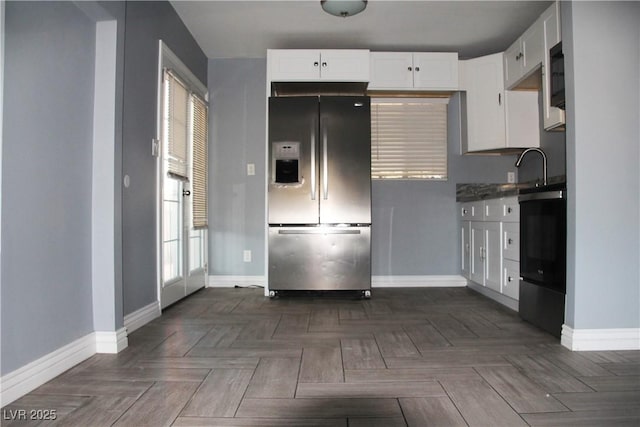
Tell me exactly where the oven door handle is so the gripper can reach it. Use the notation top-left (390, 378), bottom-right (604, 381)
top-left (518, 190), bottom-right (564, 202)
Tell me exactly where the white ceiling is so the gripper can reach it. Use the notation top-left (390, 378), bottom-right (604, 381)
top-left (170, 0), bottom-right (553, 60)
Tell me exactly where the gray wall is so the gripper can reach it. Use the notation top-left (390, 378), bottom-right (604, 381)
top-left (1, 1), bottom-right (96, 374)
top-left (1, 0), bottom-right (206, 375)
top-left (206, 64), bottom-right (517, 277)
top-left (563, 1), bottom-right (640, 329)
top-left (121, 1), bottom-right (207, 314)
top-left (208, 58), bottom-right (267, 276)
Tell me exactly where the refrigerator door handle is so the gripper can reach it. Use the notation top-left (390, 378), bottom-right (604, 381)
top-left (278, 229), bottom-right (361, 235)
top-left (322, 118), bottom-right (329, 200)
top-left (310, 118), bottom-right (317, 200)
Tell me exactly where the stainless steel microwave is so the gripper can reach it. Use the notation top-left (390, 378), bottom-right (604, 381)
top-left (549, 42), bottom-right (565, 110)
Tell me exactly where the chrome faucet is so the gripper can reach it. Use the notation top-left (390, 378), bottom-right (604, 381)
top-left (515, 147), bottom-right (548, 186)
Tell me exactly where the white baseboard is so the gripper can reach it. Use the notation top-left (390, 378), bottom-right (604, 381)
top-left (372, 275), bottom-right (467, 288)
top-left (561, 325), bottom-right (640, 351)
top-left (123, 301), bottom-right (161, 334)
top-left (95, 327), bottom-right (128, 354)
top-left (208, 275), bottom-right (266, 288)
top-left (0, 333), bottom-right (96, 407)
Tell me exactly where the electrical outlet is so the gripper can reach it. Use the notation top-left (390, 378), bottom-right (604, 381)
top-left (247, 163), bottom-right (255, 176)
top-left (243, 250), bottom-right (252, 263)
top-left (507, 172), bottom-right (516, 184)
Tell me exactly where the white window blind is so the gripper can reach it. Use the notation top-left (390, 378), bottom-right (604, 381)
top-left (371, 99), bottom-right (448, 180)
top-left (191, 95), bottom-right (208, 229)
top-left (164, 70), bottom-right (189, 180)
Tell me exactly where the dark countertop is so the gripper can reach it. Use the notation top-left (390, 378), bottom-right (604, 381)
top-left (456, 175), bottom-right (566, 202)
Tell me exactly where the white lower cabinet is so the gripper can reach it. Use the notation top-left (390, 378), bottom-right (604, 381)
top-left (470, 221), bottom-right (501, 292)
top-left (503, 259), bottom-right (520, 300)
top-left (460, 196), bottom-right (520, 305)
top-left (461, 221), bottom-right (470, 278)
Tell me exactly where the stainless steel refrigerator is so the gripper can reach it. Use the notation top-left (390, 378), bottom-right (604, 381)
top-left (268, 96), bottom-right (371, 296)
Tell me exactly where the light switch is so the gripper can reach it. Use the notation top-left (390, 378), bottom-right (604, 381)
top-left (247, 163), bottom-right (255, 176)
top-left (243, 250), bottom-right (252, 262)
top-left (507, 172), bottom-right (516, 184)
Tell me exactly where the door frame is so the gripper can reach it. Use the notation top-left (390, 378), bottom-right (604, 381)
top-left (155, 41), bottom-right (208, 309)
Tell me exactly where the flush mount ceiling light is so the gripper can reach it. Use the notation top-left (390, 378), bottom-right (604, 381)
top-left (321, 0), bottom-right (367, 18)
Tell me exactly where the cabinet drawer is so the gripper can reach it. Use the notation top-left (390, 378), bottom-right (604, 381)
top-left (501, 197), bottom-right (519, 222)
top-left (503, 259), bottom-right (520, 300)
top-left (484, 199), bottom-right (502, 221)
top-left (460, 201), bottom-right (484, 220)
top-left (502, 222), bottom-right (519, 261)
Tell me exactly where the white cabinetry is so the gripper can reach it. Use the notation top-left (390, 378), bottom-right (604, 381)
top-left (471, 221), bottom-right (502, 292)
top-left (460, 201), bottom-right (483, 278)
top-left (461, 53), bottom-right (539, 152)
top-left (504, 18), bottom-right (545, 89)
top-left (503, 2), bottom-right (565, 130)
top-left (268, 49), bottom-right (370, 82)
top-left (540, 2), bottom-right (565, 130)
top-left (460, 196), bottom-right (520, 307)
top-left (369, 52), bottom-right (458, 90)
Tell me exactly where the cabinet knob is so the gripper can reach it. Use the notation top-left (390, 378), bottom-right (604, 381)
top-left (508, 276), bottom-right (514, 282)
top-left (507, 207), bottom-right (512, 214)
top-left (462, 208), bottom-right (468, 215)
top-left (314, 61), bottom-right (319, 67)
top-left (508, 238), bottom-right (513, 245)
top-left (415, 66), bottom-right (420, 72)
top-left (321, 62), bottom-right (327, 67)
top-left (408, 66), bottom-right (412, 71)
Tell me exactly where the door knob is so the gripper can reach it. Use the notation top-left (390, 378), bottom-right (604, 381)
top-left (183, 190), bottom-right (191, 196)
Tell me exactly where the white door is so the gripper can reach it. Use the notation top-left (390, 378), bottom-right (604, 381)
top-left (161, 176), bottom-right (206, 309)
top-left (159, 67), bottom-right (207, 309)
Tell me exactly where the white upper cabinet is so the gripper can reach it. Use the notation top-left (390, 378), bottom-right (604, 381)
top-left (369, 52), bottom-right (458, 90)
top-left (369, 52), bottom-right (413, 88)
top-left (540, 2), bottom-right (565, 130)
top-left (462, 53), bottom-right (506, 151)
top-left (268, 49), bottom-right (370, 82)
top-left (504, 17), bottom-right (545, 89)
top-left (461, 53), bottom-right (540, 152)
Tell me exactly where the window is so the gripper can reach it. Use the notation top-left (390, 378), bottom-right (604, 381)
top-left (371, 98), bottom-right (448, 180)
top-left (162, 69), bottom-right (208, 229)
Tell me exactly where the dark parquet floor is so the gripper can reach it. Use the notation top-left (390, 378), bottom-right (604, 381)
top-left (3, 287), bottom-right (640, 426)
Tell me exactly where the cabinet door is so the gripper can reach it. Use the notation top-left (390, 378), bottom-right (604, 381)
top-left (502, 222), bottom-right (519, 262)
top-left (503, 259), bottom-right (520, 300)
top-left (320, 50), bottom-right (370, 82)
top-left (369, 52), bottom-right (413, 89)
top-left (521, 19), bottom-right (544, 76)
top-left (484, 222), bottom-right (502, 292)
top-left (461, 221), bottom-right (471, 278)
top-left (470, 222), bottom-right (484, 285)
top-left (464, 53), bottom-right (506, 152)
top-left (269, 50), bottom-right (320, 81)
top-left (412, 52), bottom-right (459, 90)
top-left (504, 40), bottom-right (522, 90)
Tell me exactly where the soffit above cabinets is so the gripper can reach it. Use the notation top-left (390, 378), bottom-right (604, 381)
top-left (170, 1), bottom-right (552, 59)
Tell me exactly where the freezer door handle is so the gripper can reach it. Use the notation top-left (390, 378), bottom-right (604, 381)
top-left (278, 229), bottom-right (361, 235)
top-left (322, 118), bottom-right (329, 200)
top-left (310, 118), bottom-right (317, 200)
